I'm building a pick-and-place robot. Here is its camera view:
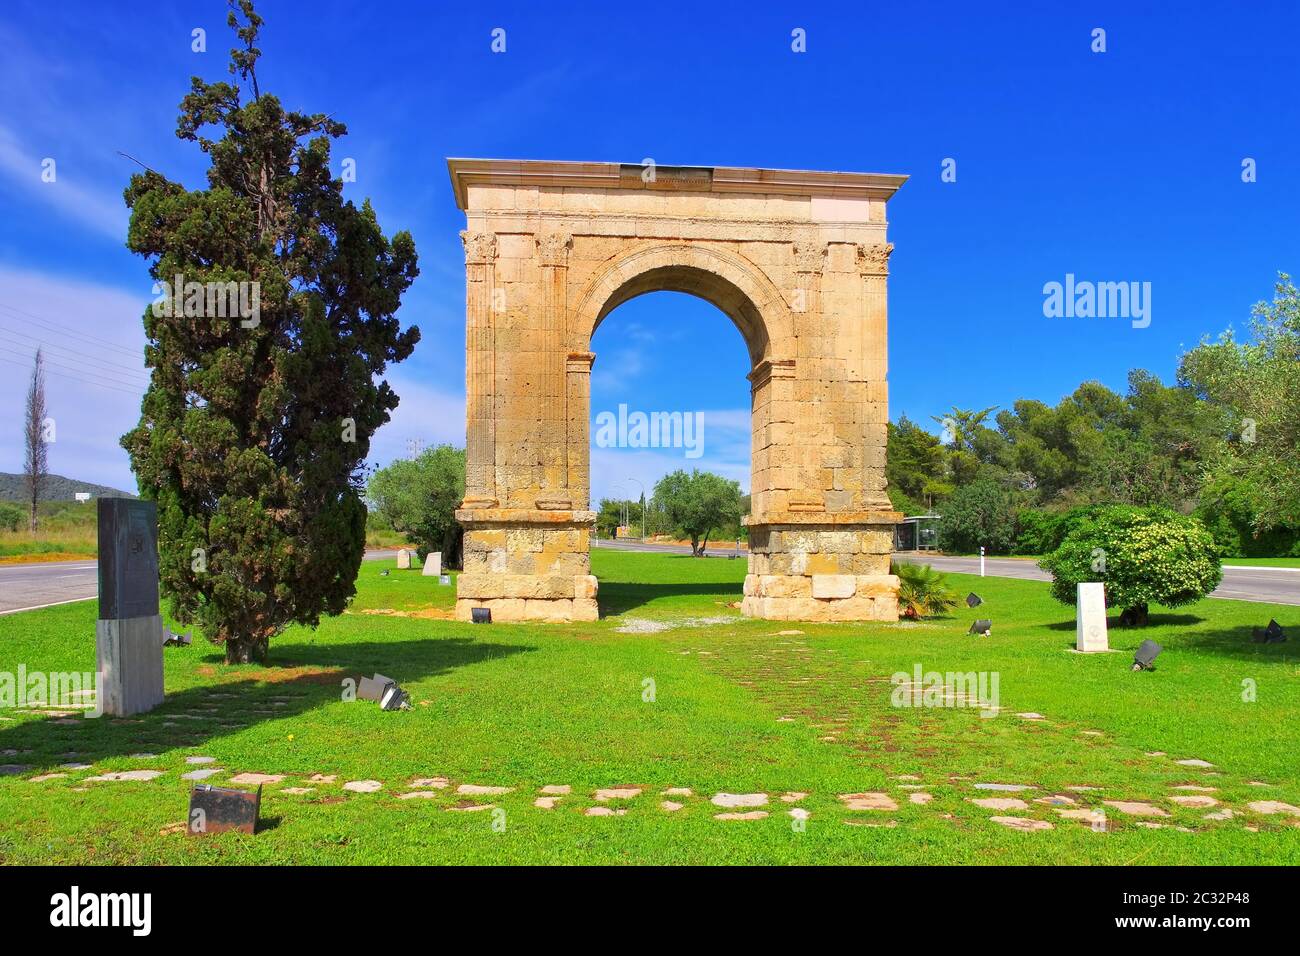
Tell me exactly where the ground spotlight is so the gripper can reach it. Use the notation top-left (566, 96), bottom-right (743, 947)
top-left (1252, 619), bottom-right (1287, 644)
top-left (472, 607), bottom-right (492, 624)
top-left (380, 683), bottom-right (411, 711)
top-left (1131, 640), bottom-right (1162, 671)
top-left (968, 619), bottom-right (992, 636)
top-left (966, 593), bottom-right (983, 608)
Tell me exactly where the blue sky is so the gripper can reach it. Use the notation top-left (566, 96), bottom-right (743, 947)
top-left (0, 0), bottom-right (1296, 504)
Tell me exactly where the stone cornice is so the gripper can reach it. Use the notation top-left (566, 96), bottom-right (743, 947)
top-left (744, 510), bottom-right (904, 527)
top-left (448, 158), bottom-right (908, 210)
top-left (747, 358), bottom-right (796, 391)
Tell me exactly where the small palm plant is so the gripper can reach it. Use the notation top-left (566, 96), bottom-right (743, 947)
top-left (890, 561), bottom-right (959, 619)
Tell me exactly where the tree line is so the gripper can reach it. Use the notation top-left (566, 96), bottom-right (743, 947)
top-left (889, 274), bottom-right (1300, 557)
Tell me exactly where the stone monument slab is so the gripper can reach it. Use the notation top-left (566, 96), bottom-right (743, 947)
top-left (1076, 582), bottom-right (1109, 652)
top-left (96, 498), bottom-right (164, 716)
top-left (422, 551), bottom-right (442, 577)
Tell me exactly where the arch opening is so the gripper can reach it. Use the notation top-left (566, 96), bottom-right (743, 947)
top-left (587, 290), bottom-right (753, 577)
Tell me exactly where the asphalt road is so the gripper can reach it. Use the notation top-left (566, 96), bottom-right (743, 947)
top-left (595, 538), bottom-right (1299, 607)
top-left (3, 542), bottom-right (1294, 614)
top-left (0, 549), bottom-right (402, 616)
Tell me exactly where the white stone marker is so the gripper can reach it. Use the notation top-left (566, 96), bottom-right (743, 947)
top-left (422, 551), bottom-right (442, 577)
top-left (1076, 582), bottom-right (1109, 652)
top-left (395, 548), bottom-right (411, 570)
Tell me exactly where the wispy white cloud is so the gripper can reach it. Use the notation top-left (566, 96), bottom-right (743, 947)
top-left (589, 407), bottom-right (751, 504)
top-left (367, 371), bottom-right (466, 469)
top-left (0, 264), bottom-right (148, 493)
top-left (591, 347), bottom-right (645, 391)
top-left (0, 124), bottom-right (128, 242)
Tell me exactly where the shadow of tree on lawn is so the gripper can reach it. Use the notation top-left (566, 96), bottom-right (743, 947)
top-left (0, 637), bottom-right (532, 771)
top-left (597, 581), bottom-right (743, 617)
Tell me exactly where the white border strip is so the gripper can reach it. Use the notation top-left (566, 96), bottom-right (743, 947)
top-left (0, 596), bottom-right (96, 616)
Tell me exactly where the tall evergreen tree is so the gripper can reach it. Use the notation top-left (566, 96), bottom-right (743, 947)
top-left (121, 0), bottom-right (419, 662)
top-left (23, 348), bottom-right (48, 533)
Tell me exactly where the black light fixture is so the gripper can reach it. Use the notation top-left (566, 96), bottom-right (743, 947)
top-left (1132, 640), bottom-right (1162, 671)
top-left (380, 683), bottom-right (411, 711)
top-left (1253, 616), bottom-right (1284, 647)
top-left (472, 607), bottom-right (492, 624)
top-left (968, 619), bottom-right (992, 636)
top-left (966, 593), bottom-right (983, 608)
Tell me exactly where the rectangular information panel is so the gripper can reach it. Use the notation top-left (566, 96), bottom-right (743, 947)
top-left (97, 497), bottom-right (160, 621)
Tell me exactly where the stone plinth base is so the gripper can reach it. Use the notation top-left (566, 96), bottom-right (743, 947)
top-left (95, 614), bottom-right (165, 716)
top-left (455, 508), bottom-right (599, 622)
top-left (742, 513), bottom-right (901, 622)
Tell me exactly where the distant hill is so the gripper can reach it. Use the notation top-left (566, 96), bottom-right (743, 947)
top-left (0, 472), bottom-right (135, 502)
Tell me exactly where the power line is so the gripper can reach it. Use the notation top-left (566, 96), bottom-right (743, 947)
top-left (0, 299), bottom-right (145, 361)
top-left (0, 346), bottom-right (146, 394)
top-left (0, 339), bottom-right (146, 390)
top-left (0, 324), bottom-right (149, 382)
top-left (0, 355), bottom-right (144, 397)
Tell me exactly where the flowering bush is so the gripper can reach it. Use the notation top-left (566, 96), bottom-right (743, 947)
top-left (1038, 506), bottom-right (1222, 625)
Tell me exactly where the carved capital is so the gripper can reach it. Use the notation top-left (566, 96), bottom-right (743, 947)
top-left (461, 230), bottom-right (497, 265)
top-left (792, 239), bottom-right (827, 274)
top-left (566, 351), bottom-right (596, 374)
top-left (536, 232), bottom-right (572, 267)
top-left (856, 242), bottom-right (894, 277)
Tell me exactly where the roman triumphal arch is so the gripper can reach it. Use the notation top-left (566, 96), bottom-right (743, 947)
top-left (448, 158), bottom-right (907, 623)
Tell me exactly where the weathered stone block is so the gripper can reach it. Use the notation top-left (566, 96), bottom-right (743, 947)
top-left (524, 598), bottom-right (574, 621)
top-left (758, 574), bottom-right (812, 598)
top-left (806, 552), bottom-right (843, 575)
top-left (811, 574), bottom-right (856, 599)
top-left (506, 528), bottom-right (544, 552)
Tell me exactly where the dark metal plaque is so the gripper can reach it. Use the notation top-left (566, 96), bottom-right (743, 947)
top-left (97, 497), bottom-right (160, 621)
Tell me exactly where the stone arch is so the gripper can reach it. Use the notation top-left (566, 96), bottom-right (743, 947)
top-left (570, 242), bottom-right (795, 366)
top-left (447, 158), bottom-right (907, 625)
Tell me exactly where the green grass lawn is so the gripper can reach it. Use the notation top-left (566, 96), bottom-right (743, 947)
top-left (1220, 557), bottom-right (1300, 568)
top-left (1, 550), bottom-right (1297, 865)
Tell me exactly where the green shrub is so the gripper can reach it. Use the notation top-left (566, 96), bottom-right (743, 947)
top-left (0, 502), bottom-right (24, 532)
top-left (1013, 505), bottom-right (1105, 555)
top-left (1194, 474), bottom-right (1300, 557)
top-left (1038, 506), bottom-right (1222, 625)
top-left (937, 478), bottom-right (1020, 554)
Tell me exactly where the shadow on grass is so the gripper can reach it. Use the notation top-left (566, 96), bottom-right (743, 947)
top-left (0, 637), bottom-right (532, 769)
top-left (1165, 624), bottom-right (1298, 662)
top-left (1041, 612), bottom-right (1299, 662)
top-left (1044, 613), bottom-right (1204, 631)
top-left (597, 581), bottom-right (743, 617)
